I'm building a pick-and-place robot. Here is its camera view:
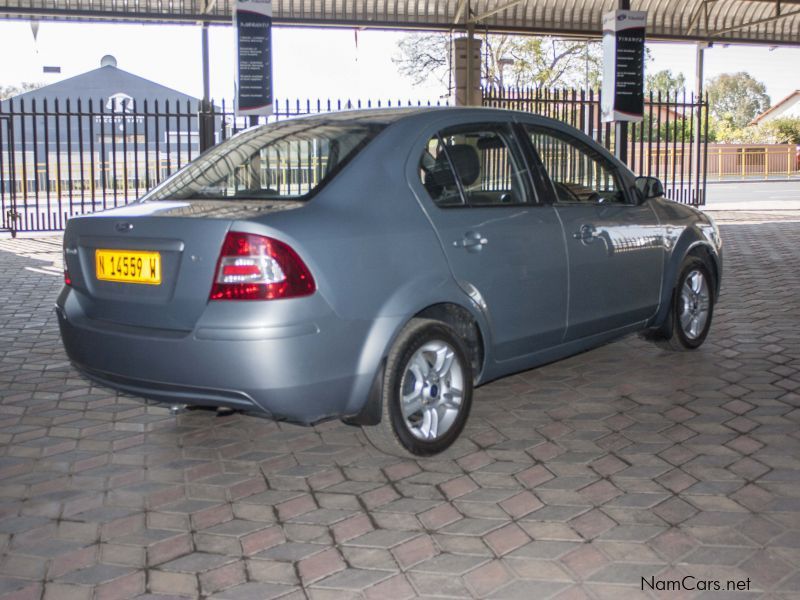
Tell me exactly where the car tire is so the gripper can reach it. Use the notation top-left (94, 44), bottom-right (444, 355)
top-left (362, 318), bottom-right (473, 458)
top-left (654, 257), bottom-right (715, 351)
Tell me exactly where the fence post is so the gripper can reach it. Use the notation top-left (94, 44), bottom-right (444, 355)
top-left (741, 147), bottom-right (746, 178)
top-left (765, 148), bottom-right (769, 179)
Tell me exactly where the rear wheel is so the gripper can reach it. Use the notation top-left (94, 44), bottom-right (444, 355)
top-left (362, 319), bottom-right (473, 458)
top-left (654, 257), bottom-right (715, 351)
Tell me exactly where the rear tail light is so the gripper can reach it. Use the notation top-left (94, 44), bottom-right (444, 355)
top-left (210, 231), bottom-right (316, 301)
top-left (63, 250), bottom-right (72, 286)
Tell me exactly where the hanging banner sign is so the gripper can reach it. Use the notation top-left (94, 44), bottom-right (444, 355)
top-left (601, 10), bottom-right (646, 123)
top-left (234, 0), bottom-right (273, 117)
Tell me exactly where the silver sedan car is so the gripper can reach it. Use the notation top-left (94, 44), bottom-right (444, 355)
top-left (57, 108), bottom-right (722, 457)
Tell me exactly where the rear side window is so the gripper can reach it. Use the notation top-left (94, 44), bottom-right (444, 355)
top-left (419, 125), bottom-right (530, 207)
top-left (141, 121), bottom-right (383, 201)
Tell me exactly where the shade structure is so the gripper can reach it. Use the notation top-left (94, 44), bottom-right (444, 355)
top-left (0, 0), bottom-right (798, 45)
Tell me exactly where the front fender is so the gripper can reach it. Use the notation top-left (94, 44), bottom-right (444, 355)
top-left (651, 225), bottom-right (722, 329)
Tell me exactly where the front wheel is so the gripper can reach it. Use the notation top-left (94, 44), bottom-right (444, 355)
top-left (656, 257), bottom-right (715, 351)
top-left (362, 319), bottom-right (473, 458)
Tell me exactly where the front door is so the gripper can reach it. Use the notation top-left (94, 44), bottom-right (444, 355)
top-left (413, 123), bottom-right (568, 361)
top-left (522, 124), bottom-right (664, 341)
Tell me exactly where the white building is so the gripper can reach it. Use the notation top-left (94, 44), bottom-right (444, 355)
top-left (751, 90), bottom-right (800, 124)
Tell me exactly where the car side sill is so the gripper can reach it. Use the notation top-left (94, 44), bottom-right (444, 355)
top-left (482, 321), bottom-right (647, 384)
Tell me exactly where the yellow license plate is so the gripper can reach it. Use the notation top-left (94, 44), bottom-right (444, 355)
top-left (95, 249), bottom-right (162, 285)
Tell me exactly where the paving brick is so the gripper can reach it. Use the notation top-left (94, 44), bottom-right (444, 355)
top-left (208, 581), bottom-right (295, 599)
top-left (417, 503), bottom-right (462, 530)
top-left (412, 552), bottom-right (489, 575)
top-left (391, 534), bottom-right (436, 569)
top-left (297, 547), bottom-right (345, 584)
top-left (147, 570), bottom-right (198, 597)
top-left (439, 475), bottom-right (478, 500)
top-left (490, 579), bottom-right (571, 599)
top-left (464, 560), bottom-right (514, 597)
top-left (314, 567), bottom-right (391, 590)
top-left (484, 523), bottom-right (531, 556)
top-left (363, 573), bottom-right (415, 600)
top-left (345, 529), bottom-right (418, 549)
top-left (569, 509), bottom-right (617, 540)
top-left (560, 544), bottom-right (609, 579)
top-left (3, 221), bottom-right (800, 599)
top-left (499, 491), bottom-right (544, 519)
top-left (407, 571), bottom-right (472, 597)
top-left (108, 529), bottom-right (192, 566)
top-left (198, 560), bottom-right (246, 595)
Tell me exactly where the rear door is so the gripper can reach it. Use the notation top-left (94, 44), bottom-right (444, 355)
top-left (521, 124), bottom-right (664, 341)
top-left (413, 122), bottom-right (568, 362)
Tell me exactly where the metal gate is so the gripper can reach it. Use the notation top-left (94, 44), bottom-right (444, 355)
top-left (483, 87), bottom-right (710, 206)
top-left (0, 116), bottom-right (19, 237)
top-left (0, 96), bottom-right (447, 233)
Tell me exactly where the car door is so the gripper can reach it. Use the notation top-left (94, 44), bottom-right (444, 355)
top-left (521, 124), bottom-right (664, 341)
top-left (413, 122), bottom-right (568, 362)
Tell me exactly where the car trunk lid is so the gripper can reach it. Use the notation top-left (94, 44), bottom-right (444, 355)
top-left (63, 200), bottom-right (302, 331)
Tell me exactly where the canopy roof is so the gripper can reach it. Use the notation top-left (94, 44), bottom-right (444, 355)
top-left (1, 0), bottom-right (799, 45)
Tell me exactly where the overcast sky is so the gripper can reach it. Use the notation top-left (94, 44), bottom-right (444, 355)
top-left (1, 21), bottom-right (798, 106)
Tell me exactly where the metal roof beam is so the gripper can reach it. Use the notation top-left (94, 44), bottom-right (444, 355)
top-left (713, 5), bottom-right (800, 34)
top-left (453, 0), bottom-right (468, 23)
top-left (469, 0), bottom-right (526, 23)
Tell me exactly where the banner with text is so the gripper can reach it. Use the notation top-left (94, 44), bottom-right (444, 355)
top-left (235, 0), bottom-right (273, 117)
top-left (601, 10), bottom-right (646, 123)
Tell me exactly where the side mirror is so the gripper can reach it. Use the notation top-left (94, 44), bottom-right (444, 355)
top-left (635, 176), bottom-right (664, 201)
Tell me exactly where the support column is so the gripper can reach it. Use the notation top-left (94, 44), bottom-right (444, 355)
top-left (695, 42), bottom-right (709, 203)
top-left (199, 22), bottom-right (215, 152)
top-left (452, 26), bottom-right (482, 106)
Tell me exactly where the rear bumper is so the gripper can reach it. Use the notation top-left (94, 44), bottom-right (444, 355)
top-left (56, 292), bottom-right (377, 425)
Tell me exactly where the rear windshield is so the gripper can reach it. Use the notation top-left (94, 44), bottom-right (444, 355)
top-left (140, 120), bottom-right (384, 201)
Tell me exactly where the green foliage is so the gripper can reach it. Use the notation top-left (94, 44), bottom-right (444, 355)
top-left (706, 115), bottom-right (800, 144)
top-left (765, 117), bottom-right (800, 144)
top-left (633, 111), bottom-right (695, 142)
top-left (0, 82), bottom-right (43, 101)
top-left (706, 72), bottom-right (771, 129)
top-left (645, 69), bottom-right (687, 97)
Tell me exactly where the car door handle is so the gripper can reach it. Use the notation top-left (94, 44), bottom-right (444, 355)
top-left (573, 224), bottom-right (597, 241)
top-left (454, 232), bottom-right (488, 251)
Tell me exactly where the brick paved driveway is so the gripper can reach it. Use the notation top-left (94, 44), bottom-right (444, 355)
top-left (1, 215), bottom-right (798, 600)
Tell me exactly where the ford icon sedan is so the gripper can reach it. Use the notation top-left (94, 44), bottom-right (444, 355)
top-left (58, 108), bottom-right (722, 457)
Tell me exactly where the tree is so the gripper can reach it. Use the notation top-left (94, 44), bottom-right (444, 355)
top-left (764, 117), bottom-right (800, 145)
top-left (645, 69), bottom-right (686, 98)
top-left (393, 33), bottom-right (602, 91)
top-left (706, 72), bottom-right (770, 129)
top-left (0, 82), bottom-right (43, 100)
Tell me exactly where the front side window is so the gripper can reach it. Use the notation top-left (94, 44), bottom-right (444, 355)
top-left (525, 126), bottom-right (626, 204)
top-left (419, 125), bottom-right (529, 207)
top-left (141, 121), bottom-right (383, 201)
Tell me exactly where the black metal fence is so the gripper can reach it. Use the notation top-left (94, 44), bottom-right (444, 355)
top-left (483, 87), bottom-right (709, 206)
top-left (0, 97), bottom-right (447, 234)
top-left (1, 89), bottom-right (707, 235)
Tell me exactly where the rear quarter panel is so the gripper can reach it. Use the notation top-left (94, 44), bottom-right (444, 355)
top-left (244, 115), bottom-right (487, 414)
